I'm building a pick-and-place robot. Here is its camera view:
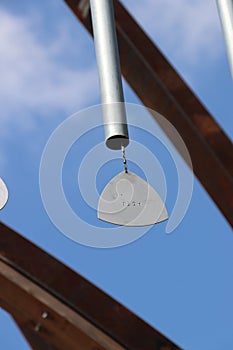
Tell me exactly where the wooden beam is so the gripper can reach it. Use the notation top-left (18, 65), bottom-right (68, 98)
top-left (64, 0), bottom-right (233, 227)
top-left (0, 222), bottom-right (180, 350)
top-left (0, 261), bottom-right (117, 350)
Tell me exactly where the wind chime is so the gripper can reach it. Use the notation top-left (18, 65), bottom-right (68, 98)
top-left (90, 0), bottom-right (168, 226)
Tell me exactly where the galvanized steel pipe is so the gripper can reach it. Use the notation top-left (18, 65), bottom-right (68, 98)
top-left (90, 0), bottom-right (129, 149)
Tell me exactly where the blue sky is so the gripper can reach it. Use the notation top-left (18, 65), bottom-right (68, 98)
top-left (0, 0), bottom-right (232, 349)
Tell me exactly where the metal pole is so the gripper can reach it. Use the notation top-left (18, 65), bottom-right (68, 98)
top-left (216, 0), bottom-right (233, 78)
top-left (90, 0), bottom-right (129, 150)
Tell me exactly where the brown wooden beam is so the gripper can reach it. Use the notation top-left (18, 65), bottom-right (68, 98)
top-left (0, 222), bottom-right (181, 350)
top-left (0, 261), bottom-right (114, 350)
top-left (64, 0), bottom-right (233, 227)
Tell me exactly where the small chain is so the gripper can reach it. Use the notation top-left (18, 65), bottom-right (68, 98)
top-left (121, 145), bottom-right (128, 173)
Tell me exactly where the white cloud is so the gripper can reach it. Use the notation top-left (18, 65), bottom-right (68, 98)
top-left (0, 8), bottom-right (98, 140)
top-left (122, 0), bottom-right (223, 63)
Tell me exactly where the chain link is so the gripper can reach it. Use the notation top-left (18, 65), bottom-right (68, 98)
top-left (121, 145), bottom-right (128, 173)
